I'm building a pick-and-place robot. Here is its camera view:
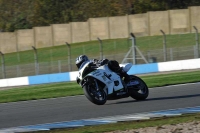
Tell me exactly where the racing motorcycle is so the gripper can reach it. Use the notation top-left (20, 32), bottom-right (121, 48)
top-left (76, 61), bottom-right (149, 105)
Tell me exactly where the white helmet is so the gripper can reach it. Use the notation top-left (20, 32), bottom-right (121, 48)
top-left (75, 55), bottom-right (89, 69)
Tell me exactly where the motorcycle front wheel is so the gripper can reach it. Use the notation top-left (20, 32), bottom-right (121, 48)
top-left (83, 78), bottom-right (107, 105)
top-left (128, 75), bottom-right (149, 100)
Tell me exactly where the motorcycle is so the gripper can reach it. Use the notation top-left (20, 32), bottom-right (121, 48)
top-left (76, 61), bottom-right (149, 105)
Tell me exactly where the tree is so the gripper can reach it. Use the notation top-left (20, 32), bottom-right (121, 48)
top-left (0, 0), bottom-right (200, 32)
top-left (72, 0), bottom-right (129, 21)
top-left (0, 0), bottom-right (34, 32)
top-left (30, 0), bottom-right (79, 26)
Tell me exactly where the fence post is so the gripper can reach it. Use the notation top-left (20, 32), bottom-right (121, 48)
top-left (58, 60), bottom-right (61, 73)
top-left (170, 48), bottom-right (173, 61)
top-left (194, 45), bottom-right (197, 58)
top-left (114, 41), bottom-right (117, 54)
top-left (147, 51), bottom-right (150, 60)
top-left (97, 37), bottom-right (103, 60)
top-left (193, 26), bottom-right (199, 58)
top-left (66, 42), bottom-right (72, 71)
top-left (32, 46), bottom-right (38, 75)
top-left (16, 65), bottom-right (20, 77)
top-left (130, 33), bottom-right (136, 64)
top-left (0, 51), bottom-right (6, 78)
top-left (160, 30), bottom-right (167, 61)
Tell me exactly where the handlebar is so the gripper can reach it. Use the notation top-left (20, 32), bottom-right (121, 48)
top-left (88, 62), bottom-right (98, 69)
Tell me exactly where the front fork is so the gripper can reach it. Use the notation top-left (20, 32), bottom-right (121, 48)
top-left (94, 79), bottom-right (103, 97)
top-left (82, 77), bottom-right (107, 96)
top-left (94, 79), bottom-right (100, 91)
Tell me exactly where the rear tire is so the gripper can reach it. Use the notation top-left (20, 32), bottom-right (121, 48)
top-left (83, 78), bottom-right (107, 105)
top-left (128, 75), bottom-right (149, 100)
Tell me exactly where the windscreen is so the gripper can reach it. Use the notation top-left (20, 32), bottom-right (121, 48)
top-left (79, 61), bottom-right (91, 70)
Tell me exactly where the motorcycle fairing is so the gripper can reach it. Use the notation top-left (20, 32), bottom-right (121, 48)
top-left (119, 63), bottom-right (132, 72)
top-left (78, 62), bottom-right (133, 95)
top-left (84, 65), bottom-right (124, 94)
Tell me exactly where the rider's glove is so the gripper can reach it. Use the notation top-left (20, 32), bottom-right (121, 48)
top-left (76, 77), bottom-right (80, 84)
top-left (100, 59), bottom-right (109, 66)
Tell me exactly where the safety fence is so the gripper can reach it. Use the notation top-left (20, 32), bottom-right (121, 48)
top-left (0, 32), bottom-right (199, 79)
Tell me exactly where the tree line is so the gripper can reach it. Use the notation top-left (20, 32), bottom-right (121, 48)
top-left (0, 0), bottom-right (200, 32)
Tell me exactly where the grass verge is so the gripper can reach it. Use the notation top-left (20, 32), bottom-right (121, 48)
top-left (0, 70), bottom-right (200, 103)
top-left (28, 113), bottom-right (200, 133)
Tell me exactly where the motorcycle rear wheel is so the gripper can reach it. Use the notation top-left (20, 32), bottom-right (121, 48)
top-left (129, 75), bottom-right (149, 100)
top-left (83, 78), bottom-right (107, 105)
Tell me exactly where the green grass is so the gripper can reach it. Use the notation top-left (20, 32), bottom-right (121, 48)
top-left (0, 70), bottom-right (200, 103)
top-left (1, 33), bottom-right (198, 66)
top-left (29, 113), bottom-right (200, 133)
top-left (142, 71), bottom-right (200, 87)
top-left (0, 82), bottom-right (83, 103)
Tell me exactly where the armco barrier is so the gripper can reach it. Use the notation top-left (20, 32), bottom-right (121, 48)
top-left (127, 63), bottom-right (159, 75)
top-left (0, 77), bottom-right (29, 87)
top-left (0, 58), bottom-right (200, 88)
top-left (28, 73), bottom-right (70, 85)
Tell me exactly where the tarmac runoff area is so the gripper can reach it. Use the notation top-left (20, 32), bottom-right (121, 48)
top-left (0, 106), bottom-right (200, 133)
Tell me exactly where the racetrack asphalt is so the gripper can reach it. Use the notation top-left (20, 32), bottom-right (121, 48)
top-left (0, 82), bottom-right (200, 129)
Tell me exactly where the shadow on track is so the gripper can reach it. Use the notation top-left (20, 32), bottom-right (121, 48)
top-left (106, 93), bottom-right (200, 105)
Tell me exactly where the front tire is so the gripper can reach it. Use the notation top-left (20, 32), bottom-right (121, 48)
top-left (128, 75), bottom-right (149, 100)
top-left (83, 78), bottom-right (107, 105)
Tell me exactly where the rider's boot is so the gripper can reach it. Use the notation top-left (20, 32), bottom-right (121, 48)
top-left (117, 68), bottom-right (130, 83)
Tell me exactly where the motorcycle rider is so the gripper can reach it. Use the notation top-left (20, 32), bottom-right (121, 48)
top-left (75, 55), bottom-right (130, 83)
